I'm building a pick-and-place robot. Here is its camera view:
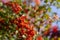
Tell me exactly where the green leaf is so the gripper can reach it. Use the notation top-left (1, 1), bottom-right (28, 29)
top-left (0, 2), bottom-right (3, 7)
top-left (57, 0), bottom-right (60, 2)
top-left (13, 0), bottom-right (22, 4)
top-left (44, 14), bottom-right (49, 20)
top-left (10, 37), bottom-right (15, 40)
top-left (44, 0), bottom-right (48, 3)
top-left (44, 37), bottom-right (49, 40)
top-left (45, 24), bottom-right (50, 28)
top-left (50, 0), bottom-right (54, 3)
top-left (48, 7), bottom-right (51, 12)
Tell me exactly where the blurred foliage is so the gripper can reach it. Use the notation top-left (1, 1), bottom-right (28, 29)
top-left (0, 0), bottom-right (60, 40)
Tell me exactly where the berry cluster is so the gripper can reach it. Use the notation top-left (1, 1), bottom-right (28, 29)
top-left (13, 16), bottom-right (36, 40)
top-left (5, 2), bottom-right (22, 14)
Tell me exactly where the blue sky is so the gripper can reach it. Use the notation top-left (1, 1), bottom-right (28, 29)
top-left (31, 1), bottom-right (60, 29)
top-left (51, 6), bottom-right (60, 30)
top-left (26, 0), bottom-right (60, 30)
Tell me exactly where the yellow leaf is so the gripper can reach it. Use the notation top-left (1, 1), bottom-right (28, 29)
top-left (58, 37), bottom-right (60, 40)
